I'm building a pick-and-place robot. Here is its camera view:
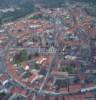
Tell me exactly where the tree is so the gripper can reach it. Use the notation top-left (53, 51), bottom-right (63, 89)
top-left (13, 53), bottom-right (21, 64)
top-left (19, 49), bottom-right (28, 61)
top-left (13, 49), bottom-right (28, 64)
top-left (0, 17), bottom-right (2, 27)
top-left (34, 63), bottom-right (40, 70)
top-left (61, 66), bottom-right (76, 74)
top-left (34, 52), bottom-right (39, 57)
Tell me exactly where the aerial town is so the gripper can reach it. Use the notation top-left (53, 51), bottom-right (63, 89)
top-left (0, 4), bottom-right (96, 100)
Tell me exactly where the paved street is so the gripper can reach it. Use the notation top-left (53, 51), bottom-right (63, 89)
top-left (0, 57), bottom-right (6, 73)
